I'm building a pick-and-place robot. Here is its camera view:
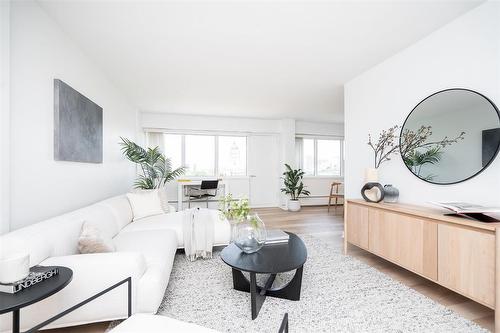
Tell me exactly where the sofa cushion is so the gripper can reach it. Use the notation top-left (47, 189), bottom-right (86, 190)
top-left (110, 314), bottom-right (217, 333)
top-left (126, 191), bottom-right (164, 220)
top-left (120, 210), bottom-right (230, 247)
top-left (80, 203), bottom-right (122, 241)
top-left (113, 229), bottom-right (177, 266)
top-left (99, 195), bottom-right (133, 230)
top-left (113, 230), bottom-right (178, 312)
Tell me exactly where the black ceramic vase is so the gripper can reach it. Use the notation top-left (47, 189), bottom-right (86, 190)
top-left (361, 182), bottom-right (385, 203)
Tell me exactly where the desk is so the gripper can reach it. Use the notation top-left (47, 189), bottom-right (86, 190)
top-left (177, 180), bottom-right (226, 211)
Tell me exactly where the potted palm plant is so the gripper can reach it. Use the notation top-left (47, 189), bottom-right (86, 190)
top-left (119, 137), bottom-right (186, 189)
top-left (281, 164), bottom-right (310, 212)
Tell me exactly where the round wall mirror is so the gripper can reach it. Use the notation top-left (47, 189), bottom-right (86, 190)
top-left (400, 88), bottom-right (500, 184)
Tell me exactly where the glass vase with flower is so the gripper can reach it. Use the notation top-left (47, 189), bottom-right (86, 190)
top-left (219, 194), bottom-right (266, 253)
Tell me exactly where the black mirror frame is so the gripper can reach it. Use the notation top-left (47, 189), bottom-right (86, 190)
top-left (399, 88), bottom-right (500, 185)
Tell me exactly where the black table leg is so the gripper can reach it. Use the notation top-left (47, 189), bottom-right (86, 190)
top-left (13, 309), bottom-right (20, 333)
top-left (266, 266), bottom-right (303, 301)
top-left (231, 267), bottom-right (304, 320)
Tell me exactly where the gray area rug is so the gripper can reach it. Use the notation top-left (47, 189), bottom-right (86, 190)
top-left (108, 235), bottom-right (487, 332)
top-left (150, 235), bottom-right (487, 332)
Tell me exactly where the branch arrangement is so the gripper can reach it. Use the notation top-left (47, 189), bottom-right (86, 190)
top-left (367, 125), bottom-right (400, 168)
top-left (399, 126), bottom-right (465, 158)
top-left (367, 125), bottom-right (465, 171)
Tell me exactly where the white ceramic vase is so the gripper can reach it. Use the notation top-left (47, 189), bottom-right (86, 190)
top-left (364, 167), bottom-right (379, 182)
top-left (363, 168), bottom-right (382, 202)
top-left (288, 199), bottom-right (301, 212)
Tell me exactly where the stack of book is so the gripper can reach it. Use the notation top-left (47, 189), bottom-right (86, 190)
top-left (266, 230), bottom-right (290, 245)
top-left (0, 266), bottom-right (59, 294)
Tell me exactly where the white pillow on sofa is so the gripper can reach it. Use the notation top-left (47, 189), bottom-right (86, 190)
top-left (78, 222), bottom-right (115, 254)
top-left (126, 191), bottom-right (165, 220)
top-left (131, 188), bottom-right (172, 213)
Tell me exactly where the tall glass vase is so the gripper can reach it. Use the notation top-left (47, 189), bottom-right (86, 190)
top-left (233, 214), bottom-right (266, 254)
top-left (228, 218), bottom-right (239, 244)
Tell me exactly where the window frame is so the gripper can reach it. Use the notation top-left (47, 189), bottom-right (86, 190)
top-left (296, 135), bottom-right (344, 178)
top-left (145, 130), bottom-right (248, 178)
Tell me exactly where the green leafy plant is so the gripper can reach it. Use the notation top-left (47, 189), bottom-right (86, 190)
top-left (403, 146), bottom-right (443, 180)
top-left (218, 194), bottom-right (250, 222)
top-left (399, 125), bottom-right (465, 180)
top-left (280, 164), bottom-right (310, 201)
top-left (119, 137), bottom-right (186, 189)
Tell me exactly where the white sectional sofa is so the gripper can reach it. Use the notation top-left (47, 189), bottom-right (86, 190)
top-left (0, 194), bottom-right (230, 332)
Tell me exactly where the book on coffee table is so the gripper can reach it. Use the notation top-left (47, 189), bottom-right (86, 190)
top-left (0, 266), bottom-right (59, 294)
top-left (266, 230), bottom-right (290, 244)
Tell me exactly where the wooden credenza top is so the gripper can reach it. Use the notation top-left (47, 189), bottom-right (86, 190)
top-left (347, 199), bottom-right (500, 232)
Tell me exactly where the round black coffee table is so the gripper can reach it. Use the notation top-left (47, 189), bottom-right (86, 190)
top-left (0, 266), bottom-right (73, 333)
top-left (221, 232), bottom-right (307, 319)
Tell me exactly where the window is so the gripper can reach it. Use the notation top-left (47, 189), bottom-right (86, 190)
top-left (296, 137), bottom-right (343, 176)
top-left (147, 132), bottom-right (247, 177)
top-left (317, 139), bottom-right (341, 176)
top-left (185, 135), bottom-right (215, 176)
top-left (163, 134), bottom-right (182, 170)
top-left (218, 136), bottom-right (247, 176)
top-left (301, 138), bottom-right (315, 175)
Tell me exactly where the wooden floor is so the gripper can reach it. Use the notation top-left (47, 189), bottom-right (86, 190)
top-left (47, 205), bottom-right (493, 332)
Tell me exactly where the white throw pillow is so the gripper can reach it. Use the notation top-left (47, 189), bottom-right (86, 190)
top-left (127, 190), bottom-right (165, 220)
top-left (131, 188), bottom-right (171, 213)
top-left (78, 222), bottom-right (115, 254)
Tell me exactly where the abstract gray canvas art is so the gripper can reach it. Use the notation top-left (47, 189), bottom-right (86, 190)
top-left (54, 79), bottom-right (103, 163)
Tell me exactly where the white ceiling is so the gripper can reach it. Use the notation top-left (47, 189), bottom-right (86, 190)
top-left (38, 0), bottom-right (483, 123)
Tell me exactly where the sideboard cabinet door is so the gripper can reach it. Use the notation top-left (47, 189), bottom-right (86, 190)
top-left (346, 204), bottom-right (369, 249)
top-left (368, 209), bottom-right (437, 280)
top-left (438, 224), bottom-right (495, 308)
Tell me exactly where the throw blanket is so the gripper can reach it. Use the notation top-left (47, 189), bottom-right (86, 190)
top-left (183, 208), bottom-right (214, 261)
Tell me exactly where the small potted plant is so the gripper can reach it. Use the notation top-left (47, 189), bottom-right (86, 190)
top-left (281, 164), bottom-right (310, 212)
top-left (218, 194), bottom-right (250, 223)
top-left (218, 194), bottom-right (266, 253)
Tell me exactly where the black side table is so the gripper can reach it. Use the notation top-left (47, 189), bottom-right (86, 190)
top-left (220, 232), bottom-right (307, 319)
top-left (0, 266), bottom-right (131, 333)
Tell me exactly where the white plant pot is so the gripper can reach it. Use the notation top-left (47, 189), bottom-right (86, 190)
top-left (288, 200), bottom-right (301, 212)
top-left (0, 252), bottom-right (30, 283)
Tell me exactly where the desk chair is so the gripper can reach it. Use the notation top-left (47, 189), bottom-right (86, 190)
top-left (187, 180), bottom-right (219, 208)
top-left (328, 182), bottom-right (344, 213)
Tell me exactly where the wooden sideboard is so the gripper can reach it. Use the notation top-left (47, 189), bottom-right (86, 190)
top-left (345, 199), bottom-right (500, 332)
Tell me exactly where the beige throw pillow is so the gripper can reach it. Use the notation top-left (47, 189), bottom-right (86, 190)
top-left (78, 222), bottom-right (115, 254)
top-left (126, 190), bottom-right (165, 220)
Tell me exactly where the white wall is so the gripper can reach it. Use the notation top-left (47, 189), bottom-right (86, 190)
top-left (141, 112), bottom-right (282, 134)
top-left (8, 1), bottom-right (138, 230)
top-left (0, 1), bottom-right (10, 234)
top-left (296, 120), bottom-right (344, 137)
top-left (344, 2), bottom-right (500, 206)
